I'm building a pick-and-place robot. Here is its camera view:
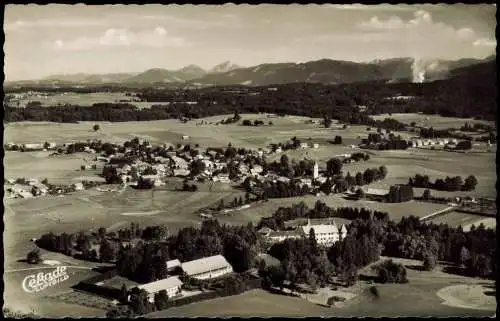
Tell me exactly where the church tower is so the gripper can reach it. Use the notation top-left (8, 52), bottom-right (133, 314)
top-left (313, 161), bottom-right (319, 180)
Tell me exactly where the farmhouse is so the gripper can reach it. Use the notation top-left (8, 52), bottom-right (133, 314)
top-left (23, 143), bottom-right (43, 150)
top-left (181, 254), bottom-right (233, 280)
top-left (267, 230), bottom-right (303, 243)
top-left (170, 156), bottom-right (189, 169)
top-left (133, 276), bottom-right (183, 303)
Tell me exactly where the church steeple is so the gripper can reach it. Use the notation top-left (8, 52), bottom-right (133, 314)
top-left (313, 161), bottom-right (319, 180)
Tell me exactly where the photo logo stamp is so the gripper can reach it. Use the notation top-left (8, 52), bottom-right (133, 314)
top-left (22, 266), bottom-right (69, 293)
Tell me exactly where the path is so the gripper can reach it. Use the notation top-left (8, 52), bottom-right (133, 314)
top-left (420, 206), bottom-right (456, 222)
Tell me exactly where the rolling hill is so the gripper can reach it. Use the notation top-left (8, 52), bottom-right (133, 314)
top-left (7, 56), bottom-right (493, 86)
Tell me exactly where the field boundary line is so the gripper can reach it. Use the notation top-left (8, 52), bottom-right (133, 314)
top-left (5, 266), bottom-right (97, 273)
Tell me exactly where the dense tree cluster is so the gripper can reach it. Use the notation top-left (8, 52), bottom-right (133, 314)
top-left (242, 119), bottom-right (266, 126)
top-left (381, 216), bottom-right (496, 278)
top-left (387, 184), bottom-right (414, 203)
top-left (362, 132), bottom-right (409, 150)
top-left (328, 218), bottom-right (386, 286)
top-left (113, 220), bottom-right (260, 283)
top-left (263, 237), bottom-right (332, 290)
top-left (409, 174), bottom-right (478, 191)
top-left (257, 201), bottom-right (389, 231)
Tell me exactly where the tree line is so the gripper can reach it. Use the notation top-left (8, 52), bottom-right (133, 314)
top-left (409, 174), bottom-right (478, 192)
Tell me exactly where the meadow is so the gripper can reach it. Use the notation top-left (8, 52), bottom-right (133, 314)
top-left (371, 113), bottom-right (495, 129)
top-left (13, 92), bottom-right (169, 109)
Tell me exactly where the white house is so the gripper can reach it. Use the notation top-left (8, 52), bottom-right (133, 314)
top-left (182, 135), bottom-right (190, 140)
top-left (300, 142), bottom-right (309, 149)
top-left (23, 143), bottom-right (43, 150)
top-left (133, 276), bottom-right (183, 303)
top-left (173, 168), bottom-right (190, 177)
top-left (267, 230), bottom-right (303, 243)
top-left (73, 182), bottom-right (84, 191)
top-left (250, 165), bottom-right (263, 175)
top-left (312, 143), bottom-right (319, 149)
top-left (300, 219), bottom-right (342, 246)
top-left (181, 254), bottom-right (233, 280)
top-left (170, 156), bottom-right (189, 169)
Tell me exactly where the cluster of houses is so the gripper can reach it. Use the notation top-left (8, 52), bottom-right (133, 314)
top-left (127, 254), bottom-right (234, 303)
top-left (4, 177), bottom-right (85, 199)
top-left (408, 138), bottom-right (459, 149)
top-left (5, 142), bottom-right (58, 151)
top-left (258, 218), bottom-right (348, 246)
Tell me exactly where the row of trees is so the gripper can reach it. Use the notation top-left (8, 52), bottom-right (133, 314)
top-left (242, 119), bottom-right (270, 126)
top-left (409, 174), bottom-right (478, 191)
top-left (116, 220), bottom-right (260, 283)
top-left (382, 216), bottom-right (496, 278)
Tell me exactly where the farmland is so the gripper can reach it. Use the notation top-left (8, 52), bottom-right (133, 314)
top-left (7, 91), bottom-right (169, 109)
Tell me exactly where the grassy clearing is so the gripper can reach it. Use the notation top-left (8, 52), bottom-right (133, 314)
top-left (371, 113), bottom-right (494, 129)
top-left (428, 212), bottom-right (494, 229)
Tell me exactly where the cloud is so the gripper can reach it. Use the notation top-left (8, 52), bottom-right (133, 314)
top-left (473, 38), bottom-right (496, 47)
top-left (357, 10), bottom-right (496, 56)
top-left (53, 27), bottom-right (191, 51)
top-left (359, 16), bottom-right (404, 30)
top-left (328, 4), bottom-right (414, 11)
top-left (5, 18), bottom-right (105, 31)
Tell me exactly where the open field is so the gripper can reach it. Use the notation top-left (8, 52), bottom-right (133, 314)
top-left (4, 151), bottom-right (101, 184)
top-left (372, 113), bottom-right (495, 129)
top-left (3, 267), bottom-right (106, 318)
top-left (428, 211), bottom-right (496, 229)
top-left (10, 92), bottom-right (170, 109)
top-left (236, 194), bottom-right (449, 223)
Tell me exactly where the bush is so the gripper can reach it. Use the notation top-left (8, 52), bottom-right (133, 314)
top-left (372, 259), bottom-right (408, 284)
top-left (27, 249), bottom-right (42, 264)
top-left (423, 253), bottom-right (437, 271)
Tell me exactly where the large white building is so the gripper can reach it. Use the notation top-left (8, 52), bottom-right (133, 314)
top-left (133, 276), bottom-right (183, 303)
top-left (181, 254), bottom-right (233, 280)
top-left (300, 219), bottom-right (346, 246)
top-left (263, 219), bottom-right (347, 246)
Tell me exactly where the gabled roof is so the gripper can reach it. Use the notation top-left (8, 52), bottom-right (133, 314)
top-left (137, 276), bottom-right (183, 294)
top-left (181, 254), bottom-right (232, 276)
top-left (166, 259), bottom-right (181, 269)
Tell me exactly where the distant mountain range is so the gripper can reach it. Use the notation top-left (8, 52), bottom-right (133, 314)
top-left (8, 56), bottom-right (495, 86)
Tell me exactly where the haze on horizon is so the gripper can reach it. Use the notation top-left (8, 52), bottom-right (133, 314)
top-left (4, 4), bottom-right (496, 81)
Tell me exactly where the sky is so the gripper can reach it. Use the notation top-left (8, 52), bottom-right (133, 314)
top-left (4, 4), bottom-right (497, 81)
